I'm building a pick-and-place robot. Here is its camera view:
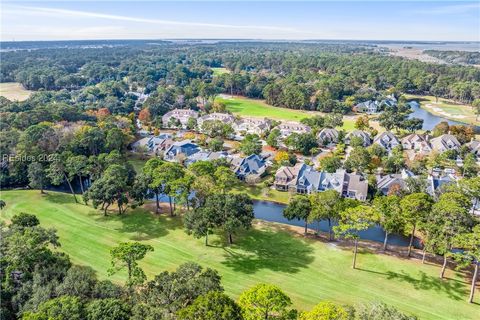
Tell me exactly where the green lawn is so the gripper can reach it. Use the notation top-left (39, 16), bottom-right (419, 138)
top-left (0, 82), bottom-right (32, 101)
top-left (211, 67), bottom-right (231, 76)
top-left (405, 94), bottom-right (479, 126)
top-left (232, 182), bottom-right (292, 204)
top-left (1, 190), bottom-right (478, 319)
top-left (218, 96), bottom-right (356, 130)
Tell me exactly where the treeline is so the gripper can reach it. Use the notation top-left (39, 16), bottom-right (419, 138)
top-left (425, 50), bottom-right (480, 66)
top-left (0, 213), bottom-right (418, 320)
top-left (1, 42), bottom-right (479, 109)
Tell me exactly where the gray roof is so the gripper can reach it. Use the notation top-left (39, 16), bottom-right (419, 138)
top-left (374, 132), bottom-right (400, 150)
top-left (430, 134), bottom-right (461, 152)
top-left (318, 128), bottom-right (339, 144)
top-left (235, 154), bottom-right (266, 176)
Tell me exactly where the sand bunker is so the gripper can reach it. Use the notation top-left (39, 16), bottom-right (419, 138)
top-left (425, 103), bottom-right (466, 119)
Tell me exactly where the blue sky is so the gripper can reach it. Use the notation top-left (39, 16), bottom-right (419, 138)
top-left (1, 1), bottom-right (479, 41)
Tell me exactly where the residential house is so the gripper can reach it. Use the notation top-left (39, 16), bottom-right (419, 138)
top-left (466, 139), bottom-right (480, 158)
top-left (131, 134), bottom-right (173, 154)
top-left (197, 113), bottom-right (235, 128)
top-left (234, 154), bottom-right (267, 183)
top-left (164, 140), bottom-right (200, 162)
top-left (430, 134), bottom-right (461, 153)
top-left (374, 132), bottom-right (400, 152)
top-left (354, 100), bottom-right (379, 114)
top-left (277, 121), bottom-right (312, 139)
top-left (162, 109), bottom-right (199, 128)
top-left (376, 169), bottom-right (415, 195)
top-left (232, 117), bottom-right (271, 136)
top-left (345, 130), bottom-right (371, 147)
top-left (401, 134), bottom-right (431, 152)
top-left (426, 172), bottom-right (458, 197)
top-left (379, 94), bottom-right (398, 108)
top-left (184, 151), bottom-right (230, 166)
top-left (295, 166), bottom-right (346, 194)
top-left (344, 173), bottom-right (369, 201)
top-left (317, 128), bottom-right (339, 146)
top-left (274, 163), bottom-right (305, 191)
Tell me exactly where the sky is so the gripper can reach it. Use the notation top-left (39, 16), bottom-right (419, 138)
top-left (1, 1), bottom-right (479, 42)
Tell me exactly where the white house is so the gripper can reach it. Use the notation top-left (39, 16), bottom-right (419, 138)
top-left (430, 134), bottom-right (461, 153)
top-left (232, 117), bottom-right (271, 136)
top-left (162, 109), bottom-right (199, 128)
top-left (317, 128), bottom-right (339, 146)
top-left (374, 132), bottom-right (400, 152)
top-left (276, 121), bottom-right (311, 139)
top-left (197, 113), bottom-right (235, 128)
top-left (345, 130), bottom-right (371, 147)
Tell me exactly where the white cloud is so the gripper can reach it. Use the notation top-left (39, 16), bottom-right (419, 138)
top-left (414, 2), bottom-right (480, 15)
top-left (4, 5), bottom-right (296, 32)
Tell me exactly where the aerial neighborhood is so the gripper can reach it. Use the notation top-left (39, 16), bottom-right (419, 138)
top-left (1, 29), bottom-right (480, 319)
top-left (132, 100), bottom-right (480, 215)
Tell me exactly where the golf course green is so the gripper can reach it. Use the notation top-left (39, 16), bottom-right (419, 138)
top-left (0, 190), bottom-right (477, 319)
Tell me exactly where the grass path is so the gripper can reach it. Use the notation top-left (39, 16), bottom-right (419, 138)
top-left (1, 190), bottom-right (478, 319)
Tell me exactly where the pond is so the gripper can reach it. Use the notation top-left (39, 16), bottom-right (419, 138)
top-left (50, 182), bottom-right (420, 248)
top-left (153, 195), bottom-right (420, 248)
top-left (253, 200), bottom-right (420, 248)
top-left (408, 101), bottom-right (479, 131)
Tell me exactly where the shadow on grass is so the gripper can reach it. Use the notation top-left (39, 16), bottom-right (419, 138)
top-left (221, 226), bottom-right (314, 274)
top-left (94, 208), bottom-right (183, 241)
top-left (356, 267), bottom-right (468, 301)
top-left (45, 192), bottom-right (79, 205)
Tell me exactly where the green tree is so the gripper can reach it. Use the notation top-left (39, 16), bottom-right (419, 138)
top-left (309, 190), bottom-right (341, 240)
top-left (83, 164), bottom-right (131, 215)
top-left (238, 283), bottom-right (294, 320)
top-left (283, 195), bottom-right (312, 234)
top-left (55, 265), bottom-right (97, 299)
top-left (373, 195), bottom-right (403, 250)
top-left (108, 242), bottom-right (154, 287)
top-left (142, 158), bottom-right (164, 213)
top-left (459, 177), bottom-right (480, 215)
top-left (452, 225), bottom-right (480, 303)
top-left (334, 205), bottom-right (377, 269)
top-left (141, 262), bottom-right (223, 316)
top-left (285, 133), bottom-right (318, 155)
top-left (356, 302), bottom-right (417, 320)
top-left (266, 129), bottom-right (281, 149)
top-left (430, 192), bottom-right (473, 279)
top-left (462, 153), bottom-right (479, 178)
top-left (319, 156), bottom-right (342, 173)
top-left (400, 193), bottom-right (433, 257)
top-left (186, 117), bottom-right (197, 131)
top-left (47, 156), bottom-right (78, 203)
top-left (22, 296), bottom-right (84, 320)
top-left (213, 166), bottom-right (237, 194)
top-left (27, 162), bottom-right (47, 194)
top-left (66, 155), bottom-right (89, 194)
top-left (209, 137), bottom-right (224, 151)
top-left (152, 162), bottom-right (185, 215)
top-left (177, 291), bottom-right (242, 320)
top-left (240, 134), bottom-right (262, 155)
top-left (85, 299), bottom-right (131, 320)
top-left (222, 193), bottom-right (254, 244)
top-left (184, 202), bottom-right (222, 246)
top-left (345, 147), bottom-right (371, 173)
top-left (299, 301), bottom-right (349, 320)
